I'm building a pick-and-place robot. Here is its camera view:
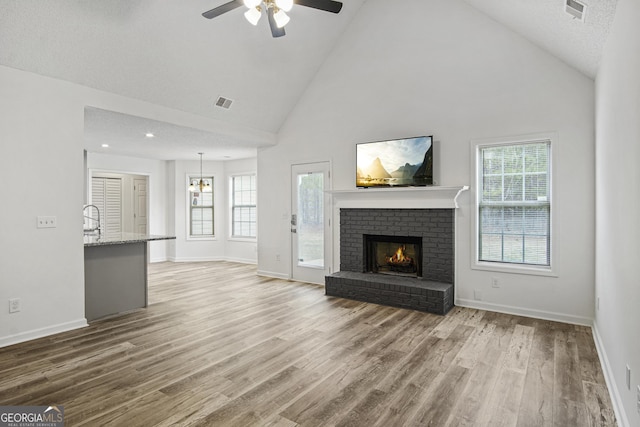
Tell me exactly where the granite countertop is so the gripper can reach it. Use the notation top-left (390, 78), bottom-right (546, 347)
top-left (84, 232), bottom-right (176, 247)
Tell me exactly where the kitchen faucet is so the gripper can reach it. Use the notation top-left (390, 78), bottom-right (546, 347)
top-left (83, 204), bottom-right (101, 235)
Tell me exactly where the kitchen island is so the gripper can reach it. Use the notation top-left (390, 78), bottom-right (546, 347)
top-left (84, 232), bottom-right (175, 322)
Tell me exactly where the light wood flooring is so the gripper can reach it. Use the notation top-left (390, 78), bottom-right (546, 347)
top-left (0, 262), bottom-right (616, 426)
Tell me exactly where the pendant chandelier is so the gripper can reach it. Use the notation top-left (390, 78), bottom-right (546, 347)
top-left (189, 153), bottom-right (212, 193)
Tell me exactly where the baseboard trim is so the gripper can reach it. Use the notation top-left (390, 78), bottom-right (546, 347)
top-left (455, 298), bottom-right (593, 326)
top-left (224, 257), bottom-right (257, 265)
top-left (592, 321), bottom-right (630, 427)
top-left (166, 257), bottom-right (257, 264)
top-left (0, 318), bottom-right (88, 349)
top-left (257, 270), bottom-right (290, 280)
top-left (170, 256), bottom-right (225, 262)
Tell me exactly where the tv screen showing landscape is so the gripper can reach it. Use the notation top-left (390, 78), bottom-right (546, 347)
top-left (356, 136), bottom-right (433, 187)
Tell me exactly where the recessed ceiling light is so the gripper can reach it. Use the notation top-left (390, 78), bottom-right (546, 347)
top-left (101, 144), bottom-right (109, 148)
top-left (145, 133), bottom-right (155, 138)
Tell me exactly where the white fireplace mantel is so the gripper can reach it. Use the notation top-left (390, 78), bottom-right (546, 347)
top-left (327, 185), bottom-right (469, 209)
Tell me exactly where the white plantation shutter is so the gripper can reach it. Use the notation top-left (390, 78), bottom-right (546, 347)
top-left (91, 177), bottom-right (122, 237)
top-left (478, 141), bottom-right (551, 266)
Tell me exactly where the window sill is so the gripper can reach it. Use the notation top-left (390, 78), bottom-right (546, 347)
top-left (471, 261), bottom-right (558, 278)
top-left (228, 236), bottom-right (256, 242)
top-left (186, 236), bottom-right (217, 242)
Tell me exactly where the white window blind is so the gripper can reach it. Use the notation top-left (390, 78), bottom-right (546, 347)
top-left (189, 176), bottom-right (214, 237)
top-left (478, 141), bottom-right (550, 266)
top-left (231, 175), bottom-right (257, 238)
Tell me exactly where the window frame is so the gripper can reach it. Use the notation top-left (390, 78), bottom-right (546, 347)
top-left (229, 173), bottom-right (257, 240)
top-left (186, 174), bottom-right (216, 240)
top-left (470, 133), bottom-right (558, 277)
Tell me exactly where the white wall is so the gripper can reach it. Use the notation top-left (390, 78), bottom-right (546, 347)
top-left (258, 0), bottom-right (595, 324)
top-left (0, 66), bottom-right (87, 346)
top-left (0, 64), bottom-right (266, 346)
top-left (87, 152), bottom-right (170, 262)
top-left (594, 0), bottom-right (640, 424)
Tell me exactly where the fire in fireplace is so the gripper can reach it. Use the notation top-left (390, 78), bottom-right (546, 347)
top-left (364, 234), bottom-right (423, 277)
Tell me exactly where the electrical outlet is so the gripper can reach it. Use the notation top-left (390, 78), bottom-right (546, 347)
top-left (276, 254), bottom-right (281, 261)
top-left (37, 216), bottom-right (57, 228)
top-left (491, 277), bottom-right (500, 288)
top-left (9, 298), bottom-right (21, 313)
top-left (474, 289), bottom-right (482, 301)
top-left (626, 365), bottom-right (631, 389)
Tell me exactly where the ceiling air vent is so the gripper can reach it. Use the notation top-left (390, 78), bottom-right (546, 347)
top-left (215, 96), bottom-right (233, 109)
top-left (565, 0), bottom-right (586, 22)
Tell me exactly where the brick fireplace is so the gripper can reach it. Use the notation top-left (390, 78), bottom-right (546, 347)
top-left (325, 207), bottom-right (456, 315)
top-left (339, 208), bottom-right (454, 282)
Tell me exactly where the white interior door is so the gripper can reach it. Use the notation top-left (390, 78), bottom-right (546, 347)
top-left (133, 177), bottom-right (148, 234)
top-left (291, 162), bottom-right (332, 284)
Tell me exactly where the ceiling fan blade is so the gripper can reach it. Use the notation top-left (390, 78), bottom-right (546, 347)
top-left (202, 0), bottom-right (244, 19)
top-left (294, 0), bottom-right (343, 13)
top-left (267, 8), bottom-right (286, 38)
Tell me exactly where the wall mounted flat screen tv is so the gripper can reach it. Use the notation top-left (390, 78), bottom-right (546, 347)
top-left (356, 136), bottom-right (433, 188)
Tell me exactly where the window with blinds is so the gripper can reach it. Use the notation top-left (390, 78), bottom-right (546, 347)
top-left (189, 176), bottom-right (214, 237)
top-left (231, 175), bottom-right (257, 238)
top-left (478, 141), bottom-right (551, 266)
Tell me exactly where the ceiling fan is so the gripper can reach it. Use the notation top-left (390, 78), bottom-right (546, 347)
top-left (202, 0), bottom-right (343, 38)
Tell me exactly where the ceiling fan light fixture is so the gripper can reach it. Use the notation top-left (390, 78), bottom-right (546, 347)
top-left (273, 9), bottom-right (290, 28)
top-left (243, 0), bottom-right (261, 8)
top-left (244, 6), bottom-right (262, 25)
top-left (202, 0), bottom-right (343, 37)
top-left (275, 0), bottom-right (293, 12)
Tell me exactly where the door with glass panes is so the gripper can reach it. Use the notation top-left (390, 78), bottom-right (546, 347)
top-left (291, 162), bottom-right (331, 284)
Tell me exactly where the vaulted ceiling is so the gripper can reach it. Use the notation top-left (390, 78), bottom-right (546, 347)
top-left (0, 0), bottom-right (617, 160)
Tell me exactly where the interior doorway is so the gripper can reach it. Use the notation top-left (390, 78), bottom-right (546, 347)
top-left (90, 172), bottom-right (149, 236)
top-left (133, 177), bottom-right (148, 234)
